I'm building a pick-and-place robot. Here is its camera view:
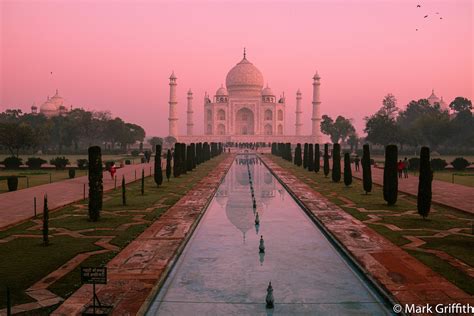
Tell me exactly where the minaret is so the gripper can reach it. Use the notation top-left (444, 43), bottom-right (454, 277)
top-left (295, 89), bottom-right (302, 136)
top-left (168, 71), bottom-right (178, 138)
top-left (311, 71), bottom-right (321, 141)
top-left (187, 89), bottom-right (194, 136)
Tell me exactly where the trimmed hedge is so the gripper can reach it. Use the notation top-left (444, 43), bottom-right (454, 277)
top-left (451, 157), bottom-right (470, 171)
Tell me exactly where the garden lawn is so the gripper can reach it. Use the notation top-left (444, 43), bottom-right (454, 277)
top-left (269, 156), bottom-right (474, 295)
top-left (0, 154), bottom-right (226, 309)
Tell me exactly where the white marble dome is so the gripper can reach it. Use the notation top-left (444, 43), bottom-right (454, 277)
top-left (226, 57), bottom-right (264, 94)
top-left (262, 85), bottom-right (274, 96)
top-left (215, 84), bottom-right (228, 96)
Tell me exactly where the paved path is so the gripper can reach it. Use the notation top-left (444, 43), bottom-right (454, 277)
top-left (0, 162), bottom-right (154, 230)
top-left (261, 155), bottom-right (473, 308)
top-left (52, 154), bottom-right (235, 316)
top-left (350, 165), bottom-right (474, 214)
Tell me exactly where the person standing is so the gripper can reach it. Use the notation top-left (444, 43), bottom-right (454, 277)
top-left (403, 157), bottom-right (409, 178)
top-left (354, 155), bottom-right (360, 172)
top-left (397, 160), bottom-right (404, 179)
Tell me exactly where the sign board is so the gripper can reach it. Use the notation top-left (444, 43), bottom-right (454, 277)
top-left (81, 267), bottom-right (107, 284)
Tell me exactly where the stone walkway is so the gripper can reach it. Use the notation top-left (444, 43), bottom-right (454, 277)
top-left (0, 162), bottom-right (153, 230)
top-left (351, 165), bottom-right (474, 214)
top-left (260, 155), bottom-right (473, 308)
top-left (51, 154), bottom-right (235, 315)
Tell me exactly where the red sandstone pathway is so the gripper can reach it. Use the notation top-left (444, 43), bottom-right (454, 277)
top-left (0, 162), bottom-right (153, 229)
top-left (350, 165), bottom-right (474, 214)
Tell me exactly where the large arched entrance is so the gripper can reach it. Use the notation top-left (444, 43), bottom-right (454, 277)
top-left (235, 108), bottom-right (254, 135)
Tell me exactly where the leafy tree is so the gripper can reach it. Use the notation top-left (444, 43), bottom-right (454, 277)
top-left (417, 147), bottom-right (432, 219)
top-left (343, 153), bottom-right (352, 186)
top-left (451, 157), bottom-right (470, 170)
top-left (331, 143), bottom-right (341, 182)
top-left (383, 145), bottom-right (398, 205)
top-left (323, 143), bottom-right (330, 177)
top-left (88, 146), bottom-right (103, 221)
top-left (0, 122), bottom-right (36, 156)
top-left (362, 144), bottom-right (372, 194)
top-left (347, 133), bottom-right (359, 153)
top-left (154, 145), bottom-right (163, 187)
top-left (449, 97), bottom-right (472, 113)
top-left (364, 113), bottom-right (399, 146)
top-left (320, 115), bottom-right (355, 144)
top-left (148, 137), bottom-right (163, 152)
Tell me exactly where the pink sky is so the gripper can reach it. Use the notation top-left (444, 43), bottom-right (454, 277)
top-left (1, 0), bottom-right (472, 138)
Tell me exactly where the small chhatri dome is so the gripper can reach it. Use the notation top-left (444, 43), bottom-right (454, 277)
top-left (226, 50), bottom-right (264, 94)
top-left (296, 88), bottom-right (302, 95)
top-left (188, 89), bottom-right (193, 95)
top-left (262, 84), bottom-right (274, 96)
top-left (216, 84), bottom-right (228, 96)
top-left (169, 71), bottom-right (177, 80)
top-left (427, 89), bottom-right (441, 105)
top-left (313, 71), bottom-right (321, 80)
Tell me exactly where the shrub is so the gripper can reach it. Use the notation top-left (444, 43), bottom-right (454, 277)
top-left (2, 156), bottom-right (22, 169)
top-left (314, 144), bottom-right (320, 173)
top-left (131, 150), bottom-right (140, 157)
top-left (343, 153), bottom-right (352, 186)
top-left (362, 144), bottom-right (372, 194)
top-left (331, 143), bottom-right (341, 182)
top-left (88, 146), bottom-right (102, 222)
top-left (451, 157), bottom-right (470, 171)
top-left (408, 157), bottom-right (420, 171)
top-left (104, 160), bottom-right (115, 171)
top-left (323, 144), bottom-right (330, 177)
top-left (50, 157), bottom-right (69, 169)
top-left (125, 159), bottom-right (131, 165)
top-left (7, 176), bottom-right (18, 191)
top-left (26, 157), bottom-right (47, 169)
top-left (154, 144), bottom-right (163, 187)
top-left (68, 169), bottom-right (76, 179)
top-left (383, 145), bottom-right (398, 205)
top-left (77, 159), bottom-right (88, 169)
top-left (430, 158), bottom-right (447, 171)
top-left (418, 147), bottom-right (432, 219)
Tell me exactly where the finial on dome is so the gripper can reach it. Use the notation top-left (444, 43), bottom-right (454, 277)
top-left (170, 71), bottom-right (177, 80)
top-left (297, 89), bottom-right (301, 94)
top-left (243, 47), bottom-right (246, 59)
top-left (432, 88), bottom-right (435, 94)
top-left (55, 89), bottom-right (59, 95)
top-left (188, 89), bottom-right (192, 94)
top-left (313, 71), bottom-right (320, 80)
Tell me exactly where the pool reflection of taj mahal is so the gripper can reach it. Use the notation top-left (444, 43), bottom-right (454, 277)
top-left (167, 50), bottom-right (322, 143)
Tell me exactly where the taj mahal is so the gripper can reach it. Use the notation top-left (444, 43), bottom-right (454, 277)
top-left (167, 50), bottom-right (322, 144)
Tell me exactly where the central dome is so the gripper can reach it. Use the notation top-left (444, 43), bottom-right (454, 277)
top-left (225, 57), bottom-right (264, 94)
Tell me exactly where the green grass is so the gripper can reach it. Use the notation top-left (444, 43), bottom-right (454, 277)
top-left (432, 169), bottom-right (474, 187)
top-left (271, 156), bottom-right (474, 295)
top-left (0, 154), bottom-right (226, 310)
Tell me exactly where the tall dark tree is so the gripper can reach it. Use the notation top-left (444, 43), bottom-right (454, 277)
top-left (303, 143), bottom-right (308, 169)
top-left (308, 144), bottom-right (314, 171)
top-left (331, 143), bottom-right (341, 182)
top-left (141, 169), bottom-right (145, 195)
top-left (383, 145), bottom-right (398, 205)
top-left (191, 143), bottom-right (196, 169)
top-left (286, 143), bottom-right (292, 162)
top-left (362, 144), bottom-right (372, 194)
top-left (417, 147), bottom-right (433, 219)
top-left (314, 144), bottom-right (320, 173)
top-left (323, 143), bottom-right (330, 177)
top-left (294, 143), bottom-right (302, 166)
top-left (166, 149), bottom-right (172, 181)
top-left (88, 146), bottom-right (103, 221)
top-left (343, 153), bottom-right (352, 186)
top-left (121, 176), bottom-right (126, 206)
top-left (154, 145), bottom-right (163, 187)
top-left (186, 145), bottom-right (193, 171)
top-left (173, 143), bottom-right (180, 178)
top-left (42, 195), bottom-right (49, 246)
top-left (181, 143), bottom-right (187, 174)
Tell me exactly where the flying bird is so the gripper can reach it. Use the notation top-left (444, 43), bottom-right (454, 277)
top-left (417, 4), bottom-right (421, 7)
top-left (424, 15), bottom-right (428, 18)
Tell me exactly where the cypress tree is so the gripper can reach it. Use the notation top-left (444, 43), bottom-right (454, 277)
top-left (187, 145), bottom-right (193, 171)
top-left (362, 144), bottom-right (372, 194)
top-left (303, 143), bottom-right (308, 168)
top-left (417, 147), bottom-right (433, 219)
top-left (154, 145), bottom-right (163, 187)
top-left (332, 143), bottom-right (341, 182)
top-left (286, 143), bottom-right (292, 162)
top-left (141, 169), bottom-right (145, 195)
top-left (196, 143), bottom-right (202, 164)
top-left (165, 149), bottom-right (172, 181)
top-left (314, 144), bottom-right (320, 173)
top-left (181, 143), bottom-right (187, 174)
top-left (88, 146), bottom-right (102, 222)
top-left (42, 195), bottom-right (49, 246)
top-left (323, 143), bottom-right (330, 177)
top-left (294, 143), bottom-right (302, 166)
top-left (383, 144), bottom-right (398, 205)
top-left (191, 143), bottom-right (196, 169)
top-left (173, 143), bottom-right (180, 178)
top-left (308, 144), bottom-right (314, 171)
top-left (344, 153), bottom-right (352, 186)
top-left (121, 176), bottom-right (126, 206)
